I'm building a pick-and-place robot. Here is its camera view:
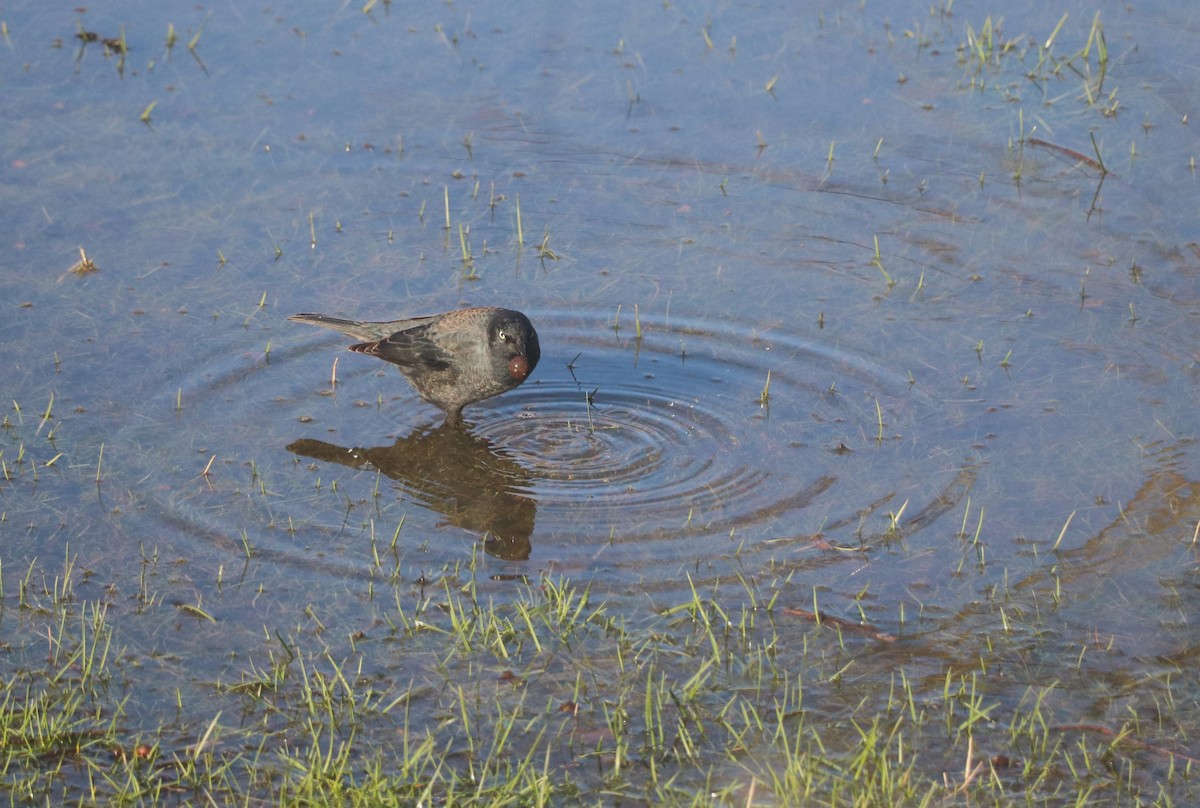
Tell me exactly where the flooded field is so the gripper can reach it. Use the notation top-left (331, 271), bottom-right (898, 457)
top-left (2, 0), bottom-right (1198, 803)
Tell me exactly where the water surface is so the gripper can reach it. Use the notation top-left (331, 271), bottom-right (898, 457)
top-left (2, 0), bottom-right (1198, 801)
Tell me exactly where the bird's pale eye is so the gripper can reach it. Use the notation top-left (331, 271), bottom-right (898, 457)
top-left (497, 329), bottom-right (508, 342)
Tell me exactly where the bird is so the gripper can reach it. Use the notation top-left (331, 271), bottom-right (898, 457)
top-left (289, 307), bottom-right (540, 422)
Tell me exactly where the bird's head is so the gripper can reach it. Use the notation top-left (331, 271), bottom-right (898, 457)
top-left (489, 310), bottom-right (540, 383)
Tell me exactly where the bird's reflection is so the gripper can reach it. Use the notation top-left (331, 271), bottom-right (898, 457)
top-left (287, 422), bottom-right (535, 560)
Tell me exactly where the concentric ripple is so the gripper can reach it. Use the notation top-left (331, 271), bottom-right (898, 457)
top-left (114, 306), bottom-right (978, 590)
top-left (470, 308), bottom-right (949, 555)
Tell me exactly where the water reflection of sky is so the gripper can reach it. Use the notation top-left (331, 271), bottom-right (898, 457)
top-left (2, 0), bottom-right (1198, 797)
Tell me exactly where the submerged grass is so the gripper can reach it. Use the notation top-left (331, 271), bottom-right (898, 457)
top-left (2, 544), bottom-right (1197, 805)
top-left (952, 10), bottom-right (1121, 128)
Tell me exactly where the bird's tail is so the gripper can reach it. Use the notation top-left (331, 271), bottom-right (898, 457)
top-left (288, 313), bottom-right (389, 341)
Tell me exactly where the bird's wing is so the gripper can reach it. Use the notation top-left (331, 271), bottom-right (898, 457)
top-left (352, 320), bottom-right (453, 371)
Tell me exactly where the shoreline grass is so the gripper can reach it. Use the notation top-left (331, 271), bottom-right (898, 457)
top-left (2, 546), bottom-right (1195, 806)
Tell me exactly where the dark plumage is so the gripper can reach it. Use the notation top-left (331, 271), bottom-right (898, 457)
top-left (289, 307), bottom-right (540, 421)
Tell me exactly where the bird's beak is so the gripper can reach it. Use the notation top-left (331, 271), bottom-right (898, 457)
top-left (508, 354), bottom-right (531, 380)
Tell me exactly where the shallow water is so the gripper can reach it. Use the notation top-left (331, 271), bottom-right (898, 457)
top-left (2, 0), bottom-right (1198, 799)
